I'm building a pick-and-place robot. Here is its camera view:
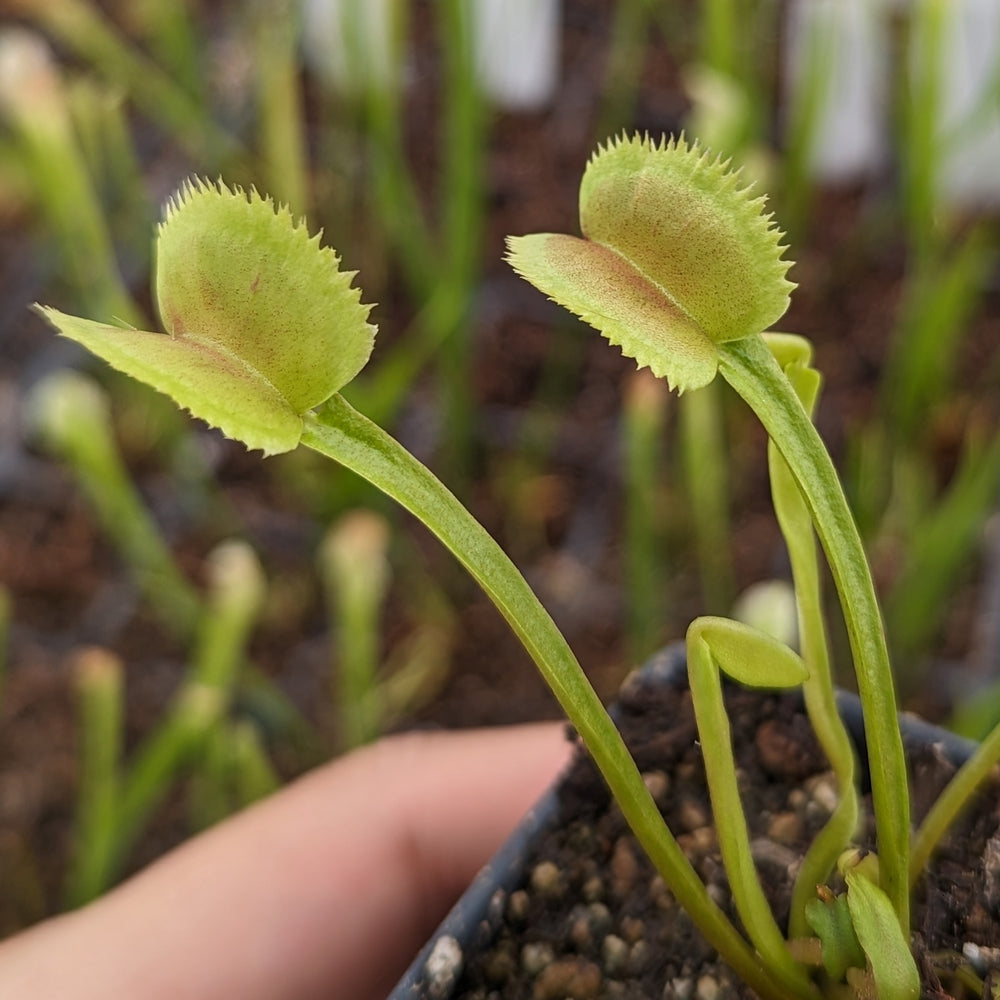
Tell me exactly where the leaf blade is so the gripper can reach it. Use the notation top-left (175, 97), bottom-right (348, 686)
top-left (579, 134), bottom-right (795, 344)
top-left (845, 871), bottom-right (920, 1000)
top-left (506, 233), bottom-right (718, 393)
top-left (36, 307), bottom-right (301, 454)
top-left (155, 178), bottom-right (376, 413)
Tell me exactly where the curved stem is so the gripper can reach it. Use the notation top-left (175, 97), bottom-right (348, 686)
top-left (910, 721), bottom-right (1000, 882)
top-left (767, 361), bottom-right (859, 937)
top-left (301, 395), bottom-right (799, 1000)
top-left (687, 622), bottom-right (816, 999)
top-left (718, 335), bottom-right (909, 931)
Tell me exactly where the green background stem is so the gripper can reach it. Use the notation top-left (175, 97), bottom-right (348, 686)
top-left (679, 380), bottom-right (735, 613)
top-left (623, 372), bottom-right (669, 662)
top-left (66, 649), bottom-right (123, 908)
top-left (719, 335), bottom-right (909, 930)
top-left (301, 395), bottom-right (795, 1000)
top-left (320, 512), bottom-right (391, 750)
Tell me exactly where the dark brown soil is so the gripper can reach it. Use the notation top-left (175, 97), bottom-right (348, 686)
top-left (455, 666), bottom-right (1000, 999)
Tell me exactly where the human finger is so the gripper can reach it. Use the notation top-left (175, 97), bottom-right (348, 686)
top-left (0, 723), bottom-right (571, 1000)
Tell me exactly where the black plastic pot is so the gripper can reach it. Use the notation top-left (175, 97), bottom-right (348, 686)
top-left (388, 644), bottom-right (982, 1000)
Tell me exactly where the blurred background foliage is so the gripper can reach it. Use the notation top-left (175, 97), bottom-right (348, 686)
top-left (1, 0), bottom-right (1000, 935)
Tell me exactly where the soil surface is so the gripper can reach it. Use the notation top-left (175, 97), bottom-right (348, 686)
top-left (454, 663), bottom-right (1000, 999)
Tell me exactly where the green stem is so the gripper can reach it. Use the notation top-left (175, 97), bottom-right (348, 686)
top-left (596, 0), bottom-right (649, 139)
top-left (718, 335), bottom-right (909, 930)
top-left (24, 0), bottom-right (239, 167)
top-left (301, 395), bottom-right (796, 1000)
top-left (359, 3), bottom-right (435, 299)
top-left (700, 0), bottom-right (738, 77)
top-left (30, 371), bottom-right (199, 638)
top-left (253, 0), bottom-right (309, 217)
top-left (3, 47), bottom-right (143, 329)
top-left (230, 721), bottom-right (281, 805)
top-left (623, 372), bottom-right (669, 662)
top-left (910, 721), bottom-right (1000, 882)
top-left (679, 379), bottom-right (734, 613)
top-left (767, 363), bottom-right (859, 938)
top-left (434, 0), bottom-right (486, 485)
top-left (320, 512), bottom-right (390, 750)
top-left (66, 648), bottom-right (123, 907)
top-left (687, 625), bottom-right (817, 999)
top-left (116, 542), bottom-right (261, 862)
top-left (118, 685), bottom-right (224, 855)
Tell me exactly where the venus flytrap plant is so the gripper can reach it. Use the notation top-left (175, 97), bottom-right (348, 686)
top-left (38, 145), bottom-right (995, 998)
top-left (38, 173), bottom-right (795, 1000)
top-left (507, 132), bottom-right (908, 902)
top-left (505, 134), bottom-right (916, 994)
top-left (39, 179), bottom-right (376, 457)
